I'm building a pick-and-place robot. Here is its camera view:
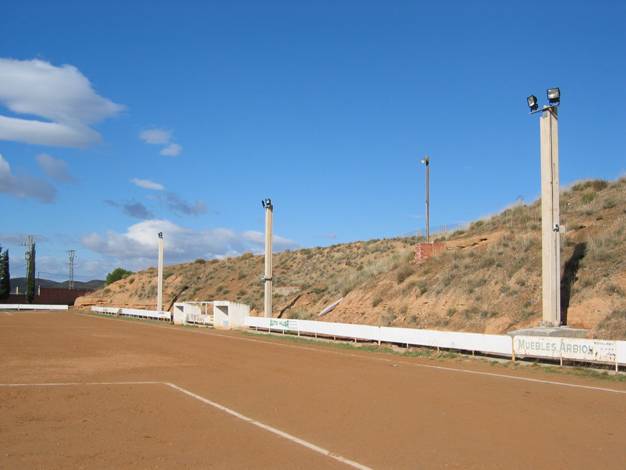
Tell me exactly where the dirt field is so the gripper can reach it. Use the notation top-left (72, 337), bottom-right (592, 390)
top-left (1, 311), bottom-right (625, 469)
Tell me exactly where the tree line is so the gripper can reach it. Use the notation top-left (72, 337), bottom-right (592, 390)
top-left (0, 246), bottom-right (10, 300)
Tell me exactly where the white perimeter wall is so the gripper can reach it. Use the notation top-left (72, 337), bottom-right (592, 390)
top-left (245, 317), bottom-right (626, 366)
top-left (0, 304), bottom-right (68, 311)
top-left (91, 306), bottom-right (170, 321)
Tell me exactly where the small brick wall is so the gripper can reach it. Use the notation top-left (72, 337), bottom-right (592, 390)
top-left (414, 242), bottom-right (446, 263)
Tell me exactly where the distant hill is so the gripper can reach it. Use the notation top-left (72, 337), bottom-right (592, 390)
top-left (11, 277), bottom-right (104, 292)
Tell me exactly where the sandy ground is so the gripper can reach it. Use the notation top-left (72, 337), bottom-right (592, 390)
top-left (1, 310), bottom-right (625, 469)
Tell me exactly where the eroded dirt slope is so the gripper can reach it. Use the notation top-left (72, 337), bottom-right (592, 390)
top-left (77, 178), bottom-right (626, 338)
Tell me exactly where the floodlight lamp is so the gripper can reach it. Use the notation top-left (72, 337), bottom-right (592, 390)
top-left (547, 87), bottom-right (560, 105)
top-left (527, 95), bottom-right (538, 112)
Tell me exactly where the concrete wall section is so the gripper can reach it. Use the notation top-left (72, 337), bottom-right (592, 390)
top-left (245, 317), bottom-right (626, 367)
top-left (91, 306), bottom-right (170, 321)
top-left (0, 304), bottom-right (68, 311)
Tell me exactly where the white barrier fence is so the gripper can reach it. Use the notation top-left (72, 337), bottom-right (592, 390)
top-left (245, 317), bottom-right (626, 368)
top-left (0, 304), bottom-right (68, 311)
top-left (91, 306), bottom-right (170, 321)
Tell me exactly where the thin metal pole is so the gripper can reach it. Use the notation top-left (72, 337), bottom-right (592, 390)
top-left (426, 161), bottom-right (430, 243)
top-left (421, 156), bottom-right (431, 243)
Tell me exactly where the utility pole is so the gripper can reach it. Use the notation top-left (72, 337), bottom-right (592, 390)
top-left (262, 198), bottom-right (273, 318)
top-left (420, 156), bottom-right (430, 242)
top-left (157, 232), bottom-right (164, 312)
top-left (539, 107), bottom-right (561, 326)
top-left (67, 250), bottom-right (76, 290)
top-left (527, 88), bottom-right (562, 327)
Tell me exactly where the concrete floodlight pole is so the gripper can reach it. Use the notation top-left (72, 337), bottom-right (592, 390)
top-left (539, 108), bottom-right (561, 326)
top-left (157, 232), bottom-right (164, 312)
top-left (262, 198), bottom-right (273, 318)
top-left (421, 156), bottom-right (431, 243)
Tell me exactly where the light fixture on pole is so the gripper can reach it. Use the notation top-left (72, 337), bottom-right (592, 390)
top-left (546, 87), bottom-right (560, 105)
top-left (527, 87), bottom-right (562, 327)
top-left (420, 156), bottom-right (431, 243)
top-left (261, 199), bottom-right (273, 318)
top-left (527, 95), bottom-right (538, 112)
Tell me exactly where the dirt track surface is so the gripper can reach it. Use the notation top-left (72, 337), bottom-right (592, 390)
top-left (1, 311), bottom-right (625, 469)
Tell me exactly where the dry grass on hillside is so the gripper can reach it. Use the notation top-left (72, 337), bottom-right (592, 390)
top-left (78, 177), bottom-right (626, 339)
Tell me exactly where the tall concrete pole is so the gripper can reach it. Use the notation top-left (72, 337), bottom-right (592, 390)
top-left (421, 156), bottom-right (430, 243)
top-left (539, 108), bottom-right (561, 326)
top-left (157, 232), bottom-right (164, 312)
top-left (262, 199), bottom-right (273, 318)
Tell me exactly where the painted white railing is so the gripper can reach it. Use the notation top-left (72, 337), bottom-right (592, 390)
top-left (0, 304), bottom-right (68, 311)
top-left (245, 317), bottom-right (626, 367)
top-left (91, 306), bottom-right (170, 321)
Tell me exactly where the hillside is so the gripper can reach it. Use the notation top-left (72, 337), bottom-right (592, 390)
top-left (76, 177), bottom-right (626, 339)
top-left (11, 278), bottom-right (104, 292)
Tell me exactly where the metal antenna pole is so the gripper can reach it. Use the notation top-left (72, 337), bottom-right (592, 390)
top-left (262, 198), bottom-right (273, 318)
top-left (67, 250), bottom-right (76, 290)
top-left (421, 156), bottom-right (431, 243)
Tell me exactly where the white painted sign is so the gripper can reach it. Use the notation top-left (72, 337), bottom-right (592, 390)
top-left (269, 319), bottom-right (298, 330)
top-left (513, 336), bottom-right (617, 363)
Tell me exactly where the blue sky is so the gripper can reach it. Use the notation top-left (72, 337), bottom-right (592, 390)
top-left (1, 1), bottom-right (625, 281)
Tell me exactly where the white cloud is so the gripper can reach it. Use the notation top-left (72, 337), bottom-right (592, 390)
top-left (139, 128), bottom-right (171, 145)
top-left (0, 153), bottom-right (56, 202)
top-left (160, 143), bottom-right (182, 157)
top-left (131, 177), bottom-right (164, 191)
top-left (36, 154), bottom-right (75, 183)
top-left (81, 219), bottom-right (297, 268)
top-left (0, 58), bottom-right (123, 147)
top-left (139, 127), bottom-right (182, 157)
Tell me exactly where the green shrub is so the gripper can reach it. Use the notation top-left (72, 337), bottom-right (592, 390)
top-left (572, 180), bottom-right (608, 192)
top-left (605, 284), bottom-right (625, 296)
top-left (581, 192), bottom-right (596, 204)
top-left (105, 267), bottom-right (133, 285)
top-left (396, 265), bottom-right (414, 284)
top-left (417, 280), bottom-right (428, 294)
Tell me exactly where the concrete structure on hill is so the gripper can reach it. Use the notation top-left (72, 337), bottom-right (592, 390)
top-left (172, 301), bottom-right (250, 329)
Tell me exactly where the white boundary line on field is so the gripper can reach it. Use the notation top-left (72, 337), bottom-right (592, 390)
top-left (79, 312), bottom-right (626, 395)
top-left (0, 381), bottom-right (372, 470)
